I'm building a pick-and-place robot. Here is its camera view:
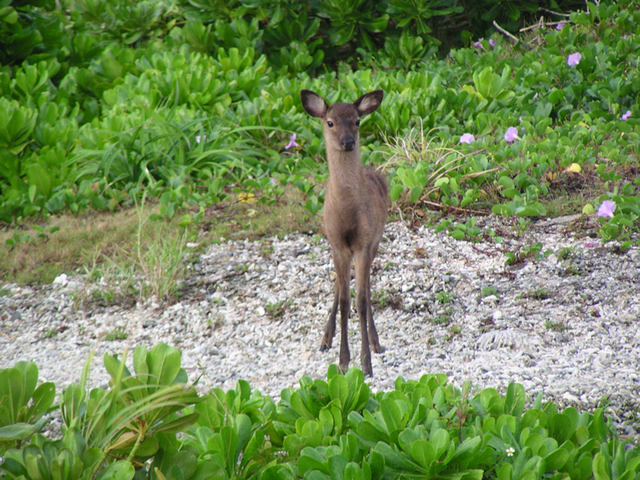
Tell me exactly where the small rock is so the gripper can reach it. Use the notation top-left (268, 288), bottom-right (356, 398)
top-left (53, 274), bottom-right (68, 286)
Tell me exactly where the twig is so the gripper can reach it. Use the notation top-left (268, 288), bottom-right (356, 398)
top-left (0, 329), bottom-right (11, 339)
top-left (472, 244), bottom-right (498, 257)
top-left (396, 203), bottom-right (407, 227)
top-left (421, 200), bottom-right (491, 216)
top-left (520, 20), bottom-right (569, 33)
top-left (538, 7), bottom-right (570, 17)
top-left (493, 21), bottom-right (520, 44)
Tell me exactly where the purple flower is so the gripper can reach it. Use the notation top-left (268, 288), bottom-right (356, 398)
top-left (567, 53), bottom-right (581, 66)
top-left (489, 39), bottom-right (496, 47)
top-left (533, 92), bottom-right (538, 100)
top-left (621, 110), bottom-right (631, 121)
top-left (583, 241), bottom-right (598, 248)
top-left (597, 200), bottom-right (616, 218)
top-left (459, 133), bottom-right (475, 144)
top-left (285, 133), bottom-right (298, 150)
top-left (503, 127), bottom-right (518, 143)
top-left (556, 21), bottom-right (567, 30)
top-left (473, 38), bottom-right (484, 48)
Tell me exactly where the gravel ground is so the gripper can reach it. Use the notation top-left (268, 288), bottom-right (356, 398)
top-left (1, 215), bottom-right (639, 436)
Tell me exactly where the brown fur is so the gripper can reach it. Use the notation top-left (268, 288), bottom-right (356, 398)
top-left (300, 89), bottom-right (388, 376)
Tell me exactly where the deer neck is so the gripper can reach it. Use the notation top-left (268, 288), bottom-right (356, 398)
top-left (326, 149), bottom-right (365, 192)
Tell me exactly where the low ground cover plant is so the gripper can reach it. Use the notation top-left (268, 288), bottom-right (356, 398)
top-left (1, 343), bottom-right (639, 480)
top-left (0, 0), bottom-right (638, 253)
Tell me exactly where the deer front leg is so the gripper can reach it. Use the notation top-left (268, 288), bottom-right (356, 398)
top-left (355, 250), bottom-right (374, 376)
top-left (322, 249), bottom-right (352, 373)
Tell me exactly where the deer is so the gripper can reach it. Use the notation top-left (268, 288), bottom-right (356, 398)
top-left (300, 89), bottom-right (388, 377)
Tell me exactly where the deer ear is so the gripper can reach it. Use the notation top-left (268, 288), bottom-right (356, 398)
top-left (354, 90), bottom-right (384, 117)
top-left (300, 90), bottom-right (327, 118)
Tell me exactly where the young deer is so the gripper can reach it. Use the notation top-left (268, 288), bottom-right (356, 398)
top-left (300, 89), bottom-right (387, 376)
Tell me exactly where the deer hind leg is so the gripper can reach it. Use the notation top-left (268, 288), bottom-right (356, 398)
top-left (366, 298), bottom-right (383, 353)
top-left (366, 241), bottom-right (383, 353)
top-left (354, 249), bottom-right (375, 376)
top-left (321, 294), bottom-right (339, 352)
top-left (322, 248), bottom-right (352, 373)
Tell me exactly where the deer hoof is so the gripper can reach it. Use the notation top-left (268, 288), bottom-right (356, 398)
top-left (319, 343), bottom-right (330, 352)
top-left (372, 344), bottom-right (385, 354)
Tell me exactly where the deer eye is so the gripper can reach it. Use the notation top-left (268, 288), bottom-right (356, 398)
top-left (355, 120), bottom-right (361, 127)
top-left (327, 120), bottom-right (334, 128)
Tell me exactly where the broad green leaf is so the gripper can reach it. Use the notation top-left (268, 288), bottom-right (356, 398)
top-left (235, 414), bottom-right (252, 451)
top-left (133, 345), bottom-right (150, 380)
top-left (548, 414), bottom-right (572, 443)
top-left (0, 422), bottom-right (35, 441)
top-left (389, 184), bottom-right (404, 202)
top-left (0, 368), bottom-right (23, 425)
top-left (147, 343), bottom-right (182, 386)
top-left (95, 460), bottom-right (135, 480)
top-left (545, 448), bottom-right (570, 472)
top-left (319, 407), bottom-right (335, 437)
top-left (498, 463), bottom-right (513, 480)
top-left (430, 428), bottom-right (450, 459)
top-left (411, 439), bottom-right (435, 471)
top-left (344, 462), bottom-right (363, 480)
top-left (0, 6), bottom-right (18, 23)
top-left (298, 447), bottom-right (328, 475)
top-left (290, 391), bottom-right (314, 420)
top-left (398, 428), bottom-right (420, 455)
top-left (328, 454), bottom-right (348, 480)
top-left (593, 453), bottom-right (611, 480)
top-left (504, 383), bottom-right (525, 417)
top-left (450, 436), bottom-right (481, 467)
top-left (380, 399), bottom-right (403, 433)
top-left (374, 442), bottom-right (419, 471)
top-left (14, 362), bottom-right (38, 401)
top-left (153, 412), bottom-right (199, 434)
top-left (329, 375), bottom-right (349, 409)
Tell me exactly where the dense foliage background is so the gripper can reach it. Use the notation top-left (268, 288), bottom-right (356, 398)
top-left (0, 0), bottom-right (638, 241)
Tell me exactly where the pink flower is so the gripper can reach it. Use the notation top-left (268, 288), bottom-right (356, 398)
top-left (533, 92), bottom-right (538, 100)
top-left (285, 133), bottom-right (299, 150)
top-left (556, 21), bottom-right (567, 30)
top-left (489, 39), bottom-right (496, 47)
top-left (583, 241), bottom-right (598, 248)
top-left (621, 110), bottom-right (631, 121)
top-left (459, 133), bottom-right (475, 144)
top-left (597, 200), bottom-right (616, 218)
top-left (567, 53), bottom-right (581, 66)
top-left (503, 127), bottom-right (518, 143)
top-left (473, 38), bottom-right (484, 48)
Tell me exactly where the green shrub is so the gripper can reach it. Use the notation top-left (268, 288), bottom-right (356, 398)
top-left (1, 0), bottom-right (639, 243)
top-left (2, 346), bottom-right (639, 480)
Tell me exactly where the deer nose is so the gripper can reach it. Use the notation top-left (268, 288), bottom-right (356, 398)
top-left (343, 139), bottom-right (355, 151)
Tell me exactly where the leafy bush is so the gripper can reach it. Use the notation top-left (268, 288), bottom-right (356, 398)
top-left (0, 362), bottom-right (55, 453)
top-left (2, 346), bottom-right (640, 480)
top-left (1, 0), bottom-right (639, 244)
